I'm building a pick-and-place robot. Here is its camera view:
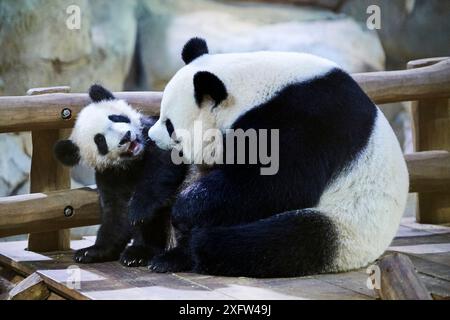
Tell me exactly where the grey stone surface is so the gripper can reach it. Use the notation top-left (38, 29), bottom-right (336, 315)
top-left (138, 0), bottom-right (385, 89)
top-left (339, 0), bottom-right (450, 69)
top-left (0, 0), bottom-right (137, 95)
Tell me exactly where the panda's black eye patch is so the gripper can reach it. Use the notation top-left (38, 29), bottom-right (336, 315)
top-left (165, 119), bottom-right (175, 137)
top-left (108, 114), bottom-right (130, 123)
top-left (94, 134), bottom-right (109, 155)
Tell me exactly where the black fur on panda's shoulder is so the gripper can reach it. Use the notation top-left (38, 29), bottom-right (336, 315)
top-left (182, 37), bottom-right (209, 64)
top-left (89, 84), bottom-right (115, 102)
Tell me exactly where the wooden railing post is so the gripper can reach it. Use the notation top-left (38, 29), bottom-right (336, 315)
top-left (27, 87), bottom-right (72, 252)
top-left (409, 58), bottom-right (450, 224)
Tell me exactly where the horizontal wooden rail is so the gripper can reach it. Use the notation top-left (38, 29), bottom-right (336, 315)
top-left (406, 151), bottom-right (450, 193)
top-left (0, 186), bottom-right (100, 238)
top-left (0, 151), bottom-right (449, 238)
top-left (353, 58), bottom-right (450, 104)
top-left (0, 92), bottom-right (162, 133)
top-left (0, 59), bottom-right (449, 133)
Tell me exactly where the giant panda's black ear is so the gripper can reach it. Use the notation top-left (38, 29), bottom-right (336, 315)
top-left (53, 140), bottom-right (80, 167)
top-left (182, 38), bottom-right (209, 64)
top-left (193, 71), bottom-right (228, 108)
top-left (89, 84), bottom-right (115, 102)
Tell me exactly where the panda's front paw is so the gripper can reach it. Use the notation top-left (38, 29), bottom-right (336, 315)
top-left (120, 245), bottom-right (154, 267)
top-left (148, 248), bottom-right (193, 273)
top-left (74, 245), bottom-right (119, 264)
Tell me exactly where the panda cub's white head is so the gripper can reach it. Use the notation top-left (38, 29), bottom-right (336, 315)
top-left (54, 85), bottom-right (145, 171)
top-left (148, 37), bottom-right (336, 164)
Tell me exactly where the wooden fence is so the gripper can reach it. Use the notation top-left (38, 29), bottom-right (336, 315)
top-left (0, 57), bottom-right (449, 252)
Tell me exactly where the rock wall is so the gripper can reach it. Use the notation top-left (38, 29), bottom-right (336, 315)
top-left (135, 0), bottom-right (384, 90)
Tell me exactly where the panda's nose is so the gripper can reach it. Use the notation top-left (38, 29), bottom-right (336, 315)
top-left (119, 131), bottom-right (131, 145)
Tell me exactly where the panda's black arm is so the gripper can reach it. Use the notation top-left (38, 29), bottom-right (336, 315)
top-left (128, 146), bottom-right (188, 225)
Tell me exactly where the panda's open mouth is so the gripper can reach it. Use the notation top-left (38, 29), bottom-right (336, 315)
top-left (121, 140), bottom-right (144, 158)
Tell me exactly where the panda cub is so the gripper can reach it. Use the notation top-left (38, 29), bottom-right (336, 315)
top-left (54, 85), bottom-right (186, 266)
top-left (147, 38), bottom-right (409, 277)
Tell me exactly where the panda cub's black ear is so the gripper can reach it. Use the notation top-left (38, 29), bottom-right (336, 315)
top-left (54, 140), bottom-right (80, 167)
top-left (193, 71), bottom-right (228, 108)
top-left (182, 37), bottom-right (209, 64)
top-left (89, 84), bottom-right (115, 102)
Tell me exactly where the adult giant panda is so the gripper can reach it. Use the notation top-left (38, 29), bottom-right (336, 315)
top-left (54, 85), bottom-right (186, 266)
top-left (147, 38), bottom-right (409, 278)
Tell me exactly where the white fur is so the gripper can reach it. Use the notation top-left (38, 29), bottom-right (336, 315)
top-left (71, 99), bottom-right (144, 171)
top-left (149, 51), bottom-right (336, 164)
top-left (316, 108), bottom-right (409, 271)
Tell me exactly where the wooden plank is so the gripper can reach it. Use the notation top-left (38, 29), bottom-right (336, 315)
top-left (420, 274), bottom-right (450, 300)
top-left (409, 58), bottom-right (450, 224)
top-left (411, 99), bottom-right (450, 223)
top-left (175, 273), bottom-right (373, 300)
top-left (28, 128), bottom-right (71, 252)
top-left (310, 270), bottom-right (377, 299)
top-left (1, 238), bottom-right (448, 300)
top-left (353, 58), bottom-right (450, 104)
top-left (0, 187), bottom-right (100, 237)
top-left (391, 233), bottom-right (450, 247)
top-left (407, 57), bottom-right (450, 69)
top-left (0, 270), bottom-right (15, 300)
top-left (27, 86), bottom-right (71, 96)
top-left (375, 253), bottom-right (432, 300)
top-left (400, 217), bottom-right (450, 234)
top-left (406, 151), bottom-right (450, 193)
top-left (0, 59), bottom-right (449, 133)
top-left (399, 254), bottom-right (450, 282)
top-left (7, 272), bottom-right (50, 300)
top-left (0, 241), bottom-right (232, 300)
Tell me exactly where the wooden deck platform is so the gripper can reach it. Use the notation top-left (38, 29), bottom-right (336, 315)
top-left (1, 217), bottom-right (449, 300)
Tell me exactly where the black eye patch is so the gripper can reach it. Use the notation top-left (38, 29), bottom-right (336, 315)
top-left (94, 134), bottom-right (109, 155)
top-left (108, 114), bottom-right (130, 123)
top-left (165, 119), bottom-right (175, 137)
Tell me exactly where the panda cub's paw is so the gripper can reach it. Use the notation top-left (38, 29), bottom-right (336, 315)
top-left (120, 245), bottom-right (153, 267)
top-left (148, 248), bottom-right (193, 273)
top-left (74, 245), bottom-right (119, 264)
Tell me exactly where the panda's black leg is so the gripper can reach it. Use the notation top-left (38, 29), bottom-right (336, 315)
top-left (121, 210), bottom-right (171, 267)
top-left (74, 223), bottom-right (130, 263)
top-left (74, 192), bottom-right (131, 264)
top-left (148, 230), bottom-right (193, 273)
